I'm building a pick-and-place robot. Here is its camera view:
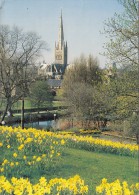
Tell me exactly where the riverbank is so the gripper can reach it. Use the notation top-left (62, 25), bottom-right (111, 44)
top-left (3, 109), bottom-right (68, 125)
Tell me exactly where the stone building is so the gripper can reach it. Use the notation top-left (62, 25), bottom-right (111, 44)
top-left (55, 11), bottom-right (68, 70)
top-left (38, 11), bottom-right (68, 80)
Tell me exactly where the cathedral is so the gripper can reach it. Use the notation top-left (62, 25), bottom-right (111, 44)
top-left (38, 12), bottom-right (68, 80)
top-left (55, 11), bottom-right (68, 69)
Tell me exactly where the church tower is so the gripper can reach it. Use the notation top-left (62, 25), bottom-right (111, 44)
top-left (55, 11), bottom-right (68, 67)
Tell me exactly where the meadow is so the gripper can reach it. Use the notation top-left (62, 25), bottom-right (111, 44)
top-left (0, 126), bottom-right (138, 194)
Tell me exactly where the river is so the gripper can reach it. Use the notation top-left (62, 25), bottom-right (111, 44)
top-left (12, 120), bottom-right (56, 129)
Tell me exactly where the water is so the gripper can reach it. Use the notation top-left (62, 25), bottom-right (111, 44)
top-left (31, 120), bottom-right (55, 129)
top-left (13, 120), bottom-right (56, 129)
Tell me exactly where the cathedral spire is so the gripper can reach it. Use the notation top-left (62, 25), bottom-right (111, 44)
top-left (55, 11), bottom-right (67, 67)
top-left (58, 10), bottom-right (64, 49)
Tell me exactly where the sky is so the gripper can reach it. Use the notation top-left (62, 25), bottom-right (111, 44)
top-left (0, 0), bottom-right (124, 67)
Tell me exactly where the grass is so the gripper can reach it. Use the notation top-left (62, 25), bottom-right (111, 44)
top-left (0, 125), bottom-right (138, 194)
top-left (11, 99), bottom-right (64, 110)
top-left (47, 147), bottom-right (138, 194)
top-left (0, 88), bottom-right (64, 111)
top-left (0, 98), bottom-right (64, 110)
top-left (2, 147), bottom-right (136, 194)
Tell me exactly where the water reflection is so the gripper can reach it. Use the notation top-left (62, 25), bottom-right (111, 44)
top-left (13, 120), bottom-right (55, 129)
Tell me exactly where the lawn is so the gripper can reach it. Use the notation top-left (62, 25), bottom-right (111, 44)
top-left (1, 146), bottom-right (137, 194)
top-left (42, 147), bottom-right (138, 194)
top-left (11, 99), bottom-right (64, 109)
top-left (0, 126), bottom-right (138, 194)
top-left (0, 98), bottom-right (64, 110)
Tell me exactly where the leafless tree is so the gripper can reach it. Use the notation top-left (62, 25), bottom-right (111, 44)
top-left (62, 55), bottom-right (105, 129)
top-left (0, 25), bottom-right (46, 122)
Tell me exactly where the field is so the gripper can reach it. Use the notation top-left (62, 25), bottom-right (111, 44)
top-left (0, 126), bottom-right (138, 194)
top-left (52, 147), bottom-right (138, 194)
top-left (0, 98), bottom-right (63, 111)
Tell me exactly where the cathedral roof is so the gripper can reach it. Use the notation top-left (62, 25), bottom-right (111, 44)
top-left (39, 63), bottom-right (50, 69)
top-left (47, 79), bottom-right (62, 88)
top-left (51, 63), bottom-right (65, 73)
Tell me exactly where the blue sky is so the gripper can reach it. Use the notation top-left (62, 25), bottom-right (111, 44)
top-left (0, 0), bottom-right (123, 67)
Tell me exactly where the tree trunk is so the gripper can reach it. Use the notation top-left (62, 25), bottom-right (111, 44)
top-left (87, 120), bottom-right (91, 129)
top-left (37, 104), bottom-right (40, 125)
top-left (72, 118), bottom-right (74, 128)
top-left (21, 99), bottom-right (24, 129)
top-left (1, 103), bottom-right (9, 123)
top-left (102, 118), bottom-right (108, 128)
top-left (8, 107), bottom-right (13, 117)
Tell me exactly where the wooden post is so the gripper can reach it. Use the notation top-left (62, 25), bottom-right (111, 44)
top-left (21, 98), bottom-right (24, 129)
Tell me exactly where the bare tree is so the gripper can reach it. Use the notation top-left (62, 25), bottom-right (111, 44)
top-left (0, 25), bottom-right (46, 122)
top-left (62, 55), bottom-right (105, 129)
top-left (63, 54), bottom-right (102, 89)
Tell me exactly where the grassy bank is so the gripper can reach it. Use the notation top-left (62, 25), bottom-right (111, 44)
top-left (0, 146), bottom-right (137, 194)
top-left (0, 126), bottom-right (138, 194)
top-left (44, 147), bottom-right (137, 194)
top-left (4, 110), bottom-right (68, 125)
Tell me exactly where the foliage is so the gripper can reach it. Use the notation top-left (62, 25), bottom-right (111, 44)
top-left (103, 0), bottom-right (139, 136)
top-left (62, 54), bottom-right (138, 131)
top-left (92, 64), bottom-right (139, 141)
top-left (62, 54), bottom-right (106, 128)
top-left (29, 80), bottom-right (53, 113)
top-left (129, 112), bottom-right (139, 140)
top-left (62, 51), bottom-right (139, 134)
top-left (103, 0), bottom-right (138, 67)
top-left (101, 66), bottom-right (138, 121)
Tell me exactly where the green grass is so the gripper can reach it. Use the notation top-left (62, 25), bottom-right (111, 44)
top-left (4, 146), bottom-right (135, 194)
top-left (1, 141), bottom-right (137, 194)
top-left (12, 100), bottom-right (32, 109)
top-left (11, 99), bottom-right (64, 110)
top-left (0, 98), bottom-right (64, 110)
top-left (47, 147), bottom-right (138, 194)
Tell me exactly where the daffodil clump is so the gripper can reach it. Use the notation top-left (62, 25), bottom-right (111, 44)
top-left (0, 175), bottom-right (88, 195)
top-left (0, 126), bottom-right (138, 194)
top-left (58, 129), bottom-right (101, 135)
top-left (96, 178), bottom-right (139, 195)
top-left (0, 175), bottom-right (139, 195)
top-left (55, 133), bottom-right (137, 157)
top-left (0, 126), bottom-right (65, 177)
top-left (79, 129), bottom-right (101, 135)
